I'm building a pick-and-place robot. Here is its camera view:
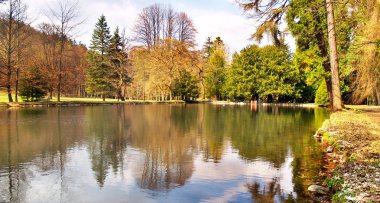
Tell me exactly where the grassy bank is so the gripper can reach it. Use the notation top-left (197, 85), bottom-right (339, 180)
top-left (315, 107), bottom-right (380, 202)
top-left (0, 91), bottom-right (184, 107)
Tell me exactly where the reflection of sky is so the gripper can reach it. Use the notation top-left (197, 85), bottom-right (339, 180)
top-left (1, 141), bottom-right (298, 203)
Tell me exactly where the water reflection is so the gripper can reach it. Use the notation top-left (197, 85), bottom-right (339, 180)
top-left (0, 104), bottom-right (328, 202)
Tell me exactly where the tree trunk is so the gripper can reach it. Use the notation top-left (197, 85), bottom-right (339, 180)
top-left (325, 76), bottom-right (333, 107)
top-left (326, 0), bottom-right (343, 112)
top-left (15, 67), bottom-right (19, 102)
top-left (102, 94), bottom-right (105, 102)
top-left (7, 70), bottom-right (13, 102)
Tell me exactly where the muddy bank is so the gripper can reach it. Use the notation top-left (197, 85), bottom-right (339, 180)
top-left (314, 108), bottom-right (380, 202)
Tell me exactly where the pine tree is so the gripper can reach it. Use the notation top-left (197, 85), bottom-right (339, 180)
top-left (109, 27), bottom-right (130, 101)
top-left (90, 14), bottom-right (111, 60)
top-left (86, 15), bottom-right (114, 101)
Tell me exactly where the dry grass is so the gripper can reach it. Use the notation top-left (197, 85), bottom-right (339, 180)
top-left (328, 110), bottom-right (380, 160)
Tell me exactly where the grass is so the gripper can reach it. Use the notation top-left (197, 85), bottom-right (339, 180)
top-left (319, 108), bottom-right (380, 202)
top-left (0, 91), bottom-right (184, 107)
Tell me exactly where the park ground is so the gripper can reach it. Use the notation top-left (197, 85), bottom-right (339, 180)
top-left (315, 105), bottom-right (380, 202)
top-left (0, 90), bottom-right (184, 107)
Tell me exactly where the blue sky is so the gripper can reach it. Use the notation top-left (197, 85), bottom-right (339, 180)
top-left (24, 0), bottom-right (292, 53)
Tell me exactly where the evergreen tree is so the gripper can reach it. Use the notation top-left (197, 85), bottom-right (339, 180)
top-left (225, 45), bottom-right (297, 102)
top-left (173, 71), bottom-right (199, 101)
top-left (19, 66), bottom-right (48, 101)
top-left (315, 79), bottom-right (330, 106)
top-left (204, 37), bottom-right (227, 100)
top-left (90, 14), bottom-right (111, 59)
top-left (86, 15), bottom-right (114, 101)
top-left (109, 27), bottom-right (130, 101)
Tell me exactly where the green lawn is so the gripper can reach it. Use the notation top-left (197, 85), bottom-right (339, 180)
top-left (0, 91), bottom-right (184, 105)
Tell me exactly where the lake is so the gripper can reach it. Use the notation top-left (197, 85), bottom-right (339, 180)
top-left (0, 104), bottom-right (328, 203)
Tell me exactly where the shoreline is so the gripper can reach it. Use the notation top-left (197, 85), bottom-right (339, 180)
top-left (0, 100), bottom-right (322, 108)
top-left (312, 107), bottom-right (380, 202)
top-left (0, 100), bottom-right (185, 108)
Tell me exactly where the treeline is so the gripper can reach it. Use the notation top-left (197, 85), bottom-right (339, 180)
top-left (0, 0), bottom-right (87, 102)
top-left (0, 0), bottom-right (379, 106)
top-left (235, 0), bottom-right (380, 107)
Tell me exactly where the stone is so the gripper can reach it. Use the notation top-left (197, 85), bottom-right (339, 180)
top-left (308, 185), bottom-right (329, 195)
top-left (326, 146), bottom-right (334, 153)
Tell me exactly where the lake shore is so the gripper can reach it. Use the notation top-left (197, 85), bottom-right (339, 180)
top-left (0, 100), bottom-right (185, 108)
top-left (314, 106), bottom-right (380, 202)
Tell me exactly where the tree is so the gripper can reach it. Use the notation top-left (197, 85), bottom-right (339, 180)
top-left (134, 4), bottom-right (197, 48)
top-left (19, 66), bottom-right (48, 101)
top-left (226, 45), bottom-right (297, 102)
top-left (286, 0), bottom-right (344, 108)
top-left (204, 37), bottom-right (228, 100)
top-left (326, 0), bottom-right (343, 111)
top-left (236, 0), bottom-right (289, 47)
top-left (86, 14), bottom-right (113, 101)
top-left (315, 79), bottom-right (329, 105)
top-left (48, 0), bottom-right (83, 102)
top-left (0, 0), bottom-right (28, 102)
top-left (173, 70), bottom-right (199, 101)
top-left (176, 12), bottom-right (196, 46)
top-left (348, 0), bottom-right (380, 105)
top-left (109, 27), bottom-right (131, 101)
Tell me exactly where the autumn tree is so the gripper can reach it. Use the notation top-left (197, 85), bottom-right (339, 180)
top-left (0, 0), bottom-right (28, 102)
top-left (348, 0), bottom-right (380, 105)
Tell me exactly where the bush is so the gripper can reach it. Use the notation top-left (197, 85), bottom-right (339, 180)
top-left (315, 79), bottom-right (330, 105)
top-left (20, 66), bottom-right (48, 101)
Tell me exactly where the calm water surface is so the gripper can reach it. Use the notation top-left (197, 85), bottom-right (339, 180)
top-left (0, 104), bottom-right (328, 203)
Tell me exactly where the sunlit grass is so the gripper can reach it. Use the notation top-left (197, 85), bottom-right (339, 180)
top-left (0, 90), bottom-right (183, 104)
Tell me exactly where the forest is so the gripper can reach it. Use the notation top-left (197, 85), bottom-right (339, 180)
top-left (0, 0), bottom-right (379, 109)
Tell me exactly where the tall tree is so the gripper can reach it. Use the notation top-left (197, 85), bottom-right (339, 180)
top-left (109, 27), bottom-right (131, 101)
top-left (325, 0), bottom-right (343, 111)
top-left (0, 0), bottom-right (28, 102)
top-left (204, 37), bottom-right (228, 100)
top-left (176, 12), bottom-right (196, 46)
top-left (134, 4), bottom-right (197, 48)
top-left (86, 14), bottom-right (113, 101)
top-left (48, 0), bottom-right (83, 102)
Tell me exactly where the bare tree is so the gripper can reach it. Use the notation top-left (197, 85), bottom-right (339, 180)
top-left (134, 4), bottom-right (197, 48)
top-left (176, 12), bottom-right (196, 46)
top-left (0, 0), bottom-right (28, 102)
top-left (47, 0), bottom-right (83, 101)
top-left (163, 5), bottom-right (176, 39)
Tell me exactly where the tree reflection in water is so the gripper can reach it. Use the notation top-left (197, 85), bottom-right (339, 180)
top-left (0, 104), bottom-right (328, 202)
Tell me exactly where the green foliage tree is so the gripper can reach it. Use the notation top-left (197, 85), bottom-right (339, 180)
top-left (19, 66), bottom-right (48, 101)
top-left (109, 27), bottom-right (131, 101)
top-left (315, 79), bottom-right (329, 105)
top-left (173, 71), bottom-right (199, 101)
top-left (226, 45), bottom-right (298, 102)
top-left (204, 37), bottom-right (228, 100)
top-left (86, 15), bottom-right (114, 101)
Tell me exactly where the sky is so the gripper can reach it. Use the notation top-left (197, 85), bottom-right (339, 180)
top-left (20, 0), bottom-right (293, 53)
